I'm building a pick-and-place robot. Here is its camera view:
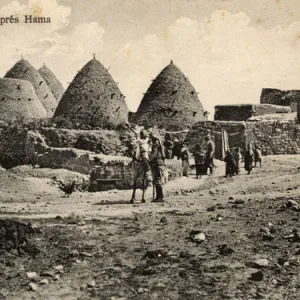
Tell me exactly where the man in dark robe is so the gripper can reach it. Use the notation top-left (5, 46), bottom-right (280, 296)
top-left (163, 133), bottom-right (174, 159)
top-left (224, 150), bottom-right (236, 177)
top-left (193, 143), bottom-right (205, 179)
top-left (244, 143), bottom-right (254, 175)
top-left (149, 134), bottom-right (165, 202)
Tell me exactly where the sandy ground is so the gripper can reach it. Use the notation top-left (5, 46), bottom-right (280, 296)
top-left (1, 156), bottom-right (300, 299)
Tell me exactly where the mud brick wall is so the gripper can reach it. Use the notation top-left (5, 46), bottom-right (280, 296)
top-left (254, 104), bottom-right (291, 115)
top-left (260, 88), bottom-right (300, 106)
top-left (245, 121), bottom-right (300, 155)
top-left (214, 105), bottom-right (254, 121)
top-left (214, 104), bottom-right (291, 122)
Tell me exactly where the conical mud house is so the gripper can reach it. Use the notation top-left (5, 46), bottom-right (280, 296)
top-left (134, 61), bottom-right (207, 130)
top-left (4, 59), bottom-right (57, 117)
top-left (0, 78), bottom-right (47, 122)
top-left (38, 64), bottom-right (65, 103)
top-left (54, 56), bottom-right (129, 127)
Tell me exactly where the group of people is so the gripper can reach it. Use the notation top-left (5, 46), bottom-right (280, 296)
top-left (164, 135), bottom-right (216, 178)
top-left (164, 133), bottom-right (263, 178)
top-left (132, 127), bottom-right (263, 204)
top-left (224, 143), bottom-right (262, 177)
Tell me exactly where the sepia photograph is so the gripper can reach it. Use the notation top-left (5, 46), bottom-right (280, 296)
top-left (0, 0), bottom-right (300, 299)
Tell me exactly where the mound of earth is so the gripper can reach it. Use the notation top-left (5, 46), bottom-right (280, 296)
top-left (0, 219), bottom-right (38, 255)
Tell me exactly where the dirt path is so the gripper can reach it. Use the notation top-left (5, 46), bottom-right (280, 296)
top-left (1, 156), bottom-right (300, 299)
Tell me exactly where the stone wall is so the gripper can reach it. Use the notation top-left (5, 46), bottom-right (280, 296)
top-left (214, 104), bottom-right (291, 122)
top-left (260, 88), bottom-right (300, 107)
top-left (246, 121), bottom-right (300, 155)
top-left (187, 121), bottom-right (247, 153)
top-left (25, 131), bottom-right (183, 191)
top-left (0, 126), bottom-right (28, 168)
top-left (255, 104), bottom-right (291, 115)
top-left (188, 120), bottom-right (300, 157)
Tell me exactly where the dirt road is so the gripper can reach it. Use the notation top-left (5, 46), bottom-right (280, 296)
top-left (1, 156), bottom-right (300, 299)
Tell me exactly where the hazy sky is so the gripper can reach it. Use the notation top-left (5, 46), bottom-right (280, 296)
top-left (1, 0), bottom-right (300, 116)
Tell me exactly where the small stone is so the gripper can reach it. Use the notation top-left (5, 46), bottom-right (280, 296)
top-left (229, 196), bottom-right (234, 200)
top-left (155, 283), bottom-right (166, 288)
top-left (193, 233), bottom-right (206, 242)
top-left (263, 234), bottom-right (275, 241)
top-left (160, 217), bottom-right (167, 223)
top-left (40, 271), bottom-right (55, 278)
top-left (254, 259), bottom-right (269, 268)
top-left (249, 270), bottom-right (263, 281)
top-left (27, 272), bottom-right (38, 279)
top-left (54, 274), bottom-right (60, 281)
top-left (218, 244), bottom-right (234, 256)
top-left (260, 227), bottom-right (270, 234)
top-left (286, 200), bottom-right (300, 211)
top-left (70, 250), bottom-right (79, 257)
top-left (75, 259), bottom-right (82, 264)
top-left (40, 279), bottom-right (49, 285)
top-left (207, 206), bottom-right (216, 212)
top-left (28, 282), bottom-right (38, 291)
top-left (81, 251), bottom-right (93, 257)
top-left (137, 288), bottom-right (144, 294)
top-left (87, 280), bottom-right (96, 288)
top-left (234, 200), bottom-right (245, 204)
top-left (53, 265), bottom-right (64, 272)
top-left (271, 279), bottom-right (278, 285)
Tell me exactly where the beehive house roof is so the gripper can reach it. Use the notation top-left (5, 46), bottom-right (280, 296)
top-left (38, 64), bottom-right (65, 103)
top-left (0, 78), bottom-right (47, 122)
top-left (54, 57), bottom-right (129, 127)
top-left (4, 59), bottom-right (57, 117)
top-left (135, 61), bottom-right (206, 130)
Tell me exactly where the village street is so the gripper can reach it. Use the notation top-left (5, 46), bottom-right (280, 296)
top-left (0, 156), bottom-right (300, 299)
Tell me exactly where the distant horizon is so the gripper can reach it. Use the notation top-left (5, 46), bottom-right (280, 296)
top-left (1, 0), bottom-right (300, 117)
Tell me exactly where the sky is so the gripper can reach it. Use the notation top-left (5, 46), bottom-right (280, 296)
top-left (1, 0), bottom-right (300, 117)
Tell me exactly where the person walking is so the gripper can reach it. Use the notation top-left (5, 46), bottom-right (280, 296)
top-left (180, 141), bottom-right (190, 177)
top-left (172, 138), bottom-right (182, 160)
top-left (233, 147), bottom-right (241, 175)
top-left (254, 145), bottom-right (262, 168)
top-left (193, 143), bottom-right (205, 179)
top-left (224, 150), bottom-right (237, 177)
top-left (244, 143), bottom-right (255, 175)
top-left (149, 134), bottom-right (165, 202)
top-left (205, 136), bottom-right (215, 175)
